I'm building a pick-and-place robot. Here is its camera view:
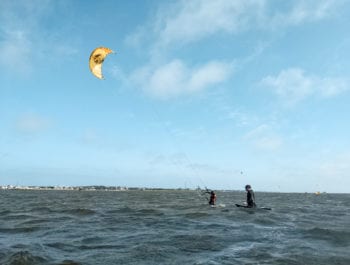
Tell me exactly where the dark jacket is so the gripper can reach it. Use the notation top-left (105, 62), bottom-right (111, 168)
top-left (246, 189), bottom-right (256, 207)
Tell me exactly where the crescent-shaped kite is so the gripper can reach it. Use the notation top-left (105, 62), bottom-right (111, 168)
top-left (89, 47), bottom-right (114, 79)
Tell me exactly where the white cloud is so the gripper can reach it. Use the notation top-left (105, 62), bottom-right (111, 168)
top-left (318, 153), bottom-right (350, 181)
top-left (147, 152), bottom-right (189, 169)
top-left (318, 77), bottom-right (349, 97)
top-left (123, 0), bottom-right (343, 99)
top-left (244, 124), bottom-right (282, 151)
top-left (245, 124), bottom-right (269, 139)
top-left (0, 30), bottom-right (33, 74)
top-left (261, 68), bottom-right (349, 104)
top-left (131, 59), bottom-right (233, 99)
top-left (0, 1), bottom-right (49, 74)
top-left (127, 0), bottom-right (342, 50)
top-left (266, 0), bottom-right (341, 28)
top-left (16, 113), bottom-right (50, 133)
top-left (154, 0), bottom-right (263, 47)
top-left (0, 0), bottom-right (77, 75)
top-left (225, 110), bottom-right (257, 127)
top-left (254, 136), bottom-right (282, 150)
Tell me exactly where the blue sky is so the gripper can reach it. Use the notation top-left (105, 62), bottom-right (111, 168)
top-left (1, 0), bottom-right (350, 192)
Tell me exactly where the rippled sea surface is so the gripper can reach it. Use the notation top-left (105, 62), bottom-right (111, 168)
top-left (0, 190), bottom-right (349, 265)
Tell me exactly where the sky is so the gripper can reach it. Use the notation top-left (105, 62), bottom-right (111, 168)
top-left (1, 0), bottom-right (350, 193)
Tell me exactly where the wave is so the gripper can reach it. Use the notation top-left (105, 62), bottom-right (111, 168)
top-left (0, 210), bottom-right (11, 215)
top-left (31, 207), bottom-right (55, 214)
top-left (60, 208), bottom-right (96, 216)
top-left (1, 251), bottom-right (83, 265)
top-left (20, 219), bottom-right (49, 226)
top-left (2, 214), bottom-right (35, 221)
top-left (56, 260), bottom-right (82, 265)
top-left (252, 216), bottom-right (278, 226)
top-left (135, 208), bottom-right (164, 216)
top-left (3, 251), bottom-right (47, 265)
top-left (106, 206), bottom-right (133, 214)
top-left (184, 212), bottom-right (210, 218)
top-left (78, 244), bottom-right (123, 250)
top-left (170, 234), bottom-right (226, 252)
top-left (0, 226), bottom-right (41, 234)
top-left (45, 242), bottom-right (76, 252)
top-left (303, 227), bottom-right (350, 246)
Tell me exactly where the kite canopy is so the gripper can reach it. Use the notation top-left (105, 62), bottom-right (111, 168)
top-left (89, 47), bottom-right (114, 79)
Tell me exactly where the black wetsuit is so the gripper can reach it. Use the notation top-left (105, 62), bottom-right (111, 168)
top-left (206, 192), bottom-right (216, 205)
top-left (246, 189), bottom-right (256, 207)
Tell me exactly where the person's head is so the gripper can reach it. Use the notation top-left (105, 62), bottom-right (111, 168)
top-left (211, 191), bottom-right (215, 195)
top-left (245, 185), bottom-right (251, 191)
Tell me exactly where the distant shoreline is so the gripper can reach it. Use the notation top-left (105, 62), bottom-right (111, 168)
top-left (0, 185), bottom-right (191, 191)
top-left (0, 185), bottom-right (345, 194)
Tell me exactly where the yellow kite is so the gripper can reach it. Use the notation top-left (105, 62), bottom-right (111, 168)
top-left (89, 47), bottom-right (114, 79)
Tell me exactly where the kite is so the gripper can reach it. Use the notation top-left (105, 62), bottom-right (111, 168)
top-left (89, 47), bottom-right (114, 79)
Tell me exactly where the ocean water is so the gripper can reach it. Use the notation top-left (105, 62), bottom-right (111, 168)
top-left (0, 190), bottom-right (349, 265)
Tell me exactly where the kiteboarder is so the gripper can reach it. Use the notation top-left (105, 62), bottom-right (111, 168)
top-left (245, 185), bottom-right (256, 208)
top-left (204, 190), bottom-right (216, 206)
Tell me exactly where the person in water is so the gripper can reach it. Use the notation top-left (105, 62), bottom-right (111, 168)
top-left (245, 185), bottom-right (256, 208)
top-left (205, 190), bottom-right (217, 205)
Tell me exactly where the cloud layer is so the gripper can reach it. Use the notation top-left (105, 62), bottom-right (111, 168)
top-left (129, 0), bottom-right (342, 49)
top-left (123, 0), bottom-right (344, 99)
top-left (261, 68), bottom-right (349, 104)
top-left (131, 60), bottom-right (233, 99)
top-left (0, 0), bottom-right (77, 75)
top-left (244, 124), bottom-right (282, 151)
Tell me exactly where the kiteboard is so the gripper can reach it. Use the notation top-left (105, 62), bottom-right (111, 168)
top-left (235, 204), bottom-right (271, 210)
top-left (210, 203), bottom-right (226, 208)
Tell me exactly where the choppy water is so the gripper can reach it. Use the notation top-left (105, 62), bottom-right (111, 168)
top-left (0, 190), bottom-right (349, 265)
